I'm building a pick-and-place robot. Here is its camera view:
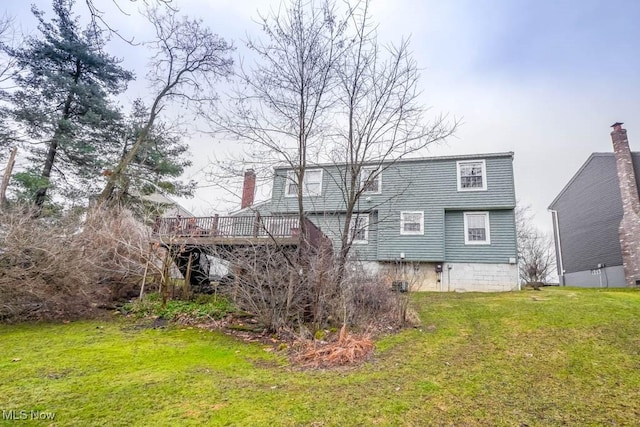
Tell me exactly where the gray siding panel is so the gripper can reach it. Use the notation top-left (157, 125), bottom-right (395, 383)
top-left (376, 207), bottom-right (445, 261)
top-left (269, 155), bottom-right (516, 213)
top-left (308, 212), bottom-right (378, 261)
top-left (550, 154), bottom-right (626, 273)
top-left (270, 165), bottom-right (349, 213)
top-left (444, 210), bottom-right (517, 263)
top-left (563, 266), bottom-right (626, 288)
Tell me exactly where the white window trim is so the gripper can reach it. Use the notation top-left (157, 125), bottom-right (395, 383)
top-left (349, 214), bottom-right (369, 244)
top-left (463, 211), bottom-right (491, 245)
top-left (400, 211), bottom-right (424, 235)
top-left (360, 166), bottom-right (382, 194)
top-left (457, 159), bottom-right (487, 192)
top-left (285, 169), bottom-right (323, 197)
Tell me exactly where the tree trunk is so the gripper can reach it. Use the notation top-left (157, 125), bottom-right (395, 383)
top-left (34, 59), bottom-right (81, 210)
top-left (33, 136), bottom-right (59, 209)
top-left (98, 111), bottom-right (156, 204)
top-left (98, 87), bottom-right (166, 205)
top-left (0, 146), bottom-right (17, 210)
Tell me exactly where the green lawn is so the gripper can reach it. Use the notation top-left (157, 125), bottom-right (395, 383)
top-left (1, 287), bottom-right (640, 426)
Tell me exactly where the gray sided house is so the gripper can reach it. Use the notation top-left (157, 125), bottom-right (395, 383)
top-left (143, 192), bottom-right (194, 218)
top-left (549, 123), bottom-right (640, 288)
top-left (240, 153), bottom-right (519, 292)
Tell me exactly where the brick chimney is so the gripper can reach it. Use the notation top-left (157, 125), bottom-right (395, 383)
top-left (611, 122), bottom-right (640, 287)
top-left (241, 169), bottom-right (256, 209)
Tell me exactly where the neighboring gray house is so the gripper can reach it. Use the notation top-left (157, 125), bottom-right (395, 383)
top-left (240, 152), bottom-right (519, 292)
top-left (143, 192), bottom-right (194, 218)
top-left (549, 123), bottom-right (640, 288)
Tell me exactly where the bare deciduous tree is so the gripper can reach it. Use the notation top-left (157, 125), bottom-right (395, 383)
top-left (328, 0), bottom-right (456, 279)
top-left (0, 13), bottom-right (20, 161)
top-left (83, 0), bottom-right (175, 44)
top-left (213, 0), bottom-right (347, 241)
top-left (199, 0), bottom-right (457, 336)
top-left (516, 204), bottom-right (556, 285)
top-left (99, 6), bottom-right (234, 204)
top-left (212, 0), bottom-right (455, 274)
top-left (0, 12), bottom-right (17, 86)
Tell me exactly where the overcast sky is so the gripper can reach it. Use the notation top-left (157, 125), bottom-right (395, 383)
top-left (4, 0), bottom-right (640, 233)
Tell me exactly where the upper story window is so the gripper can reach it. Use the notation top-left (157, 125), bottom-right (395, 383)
top-left (349, 214), bottom-right (369, 244)
top-left (360, 166), bottom-right (381, 194)
top-left (464, 212), bottom-right (491, 245)
top-left (285, 169), bottom-right (323, 197)
top-left (457, 160), bottom-right (487, 191)
top-left (400, 211), bottom-right (424, 235)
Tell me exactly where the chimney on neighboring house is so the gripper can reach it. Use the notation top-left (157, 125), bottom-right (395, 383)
top-left (611, 122), bottom-right (640, 287)
top-left (241, 169), bottom-right (256, 209)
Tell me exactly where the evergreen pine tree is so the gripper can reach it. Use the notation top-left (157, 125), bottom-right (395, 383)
top-left (107, 98), bottom-right (195, 206)
top-left (4, 0), bottom-right (133, 209)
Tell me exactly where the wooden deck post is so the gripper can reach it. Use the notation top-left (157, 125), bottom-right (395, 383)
top-left (184, 252), bottom-right (193, 299)
top-left (139, 243), bottom-right (152, 300)
top-left (253, 212), bottom-right (261, 237)
top-left (161, 246), bottom-right (171, 308)
top-left (212, 214), bottom-right (219, 236)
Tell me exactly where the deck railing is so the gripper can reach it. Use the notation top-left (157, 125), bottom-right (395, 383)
top-left (153, 214), bottom-right (326, 246)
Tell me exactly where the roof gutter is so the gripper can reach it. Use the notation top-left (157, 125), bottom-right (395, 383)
top-left (273, 151), bottom-right (515, 171)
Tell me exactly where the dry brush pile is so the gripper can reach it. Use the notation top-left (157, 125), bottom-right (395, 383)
top-left (292, 324), bottom-right (375, 369)
top-left (0, 206), bottom-right (156, 322)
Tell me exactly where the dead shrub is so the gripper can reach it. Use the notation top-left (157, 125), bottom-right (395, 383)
top-left (214, 244), bottom-right (318, 332)
top-left (340, 263), bottom-right (410, 330)
top-left (0, 205), bottom-right (157, 322)
top-left (214, 243), bottom-right (410, 336)
top-left (82, 206), bottom-right (161, 300)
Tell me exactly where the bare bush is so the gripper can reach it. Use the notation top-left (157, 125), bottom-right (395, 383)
top-left (82, 207), bottom-right (163, 300)
top-left (0, 205), bottom-right (157, 322)
top-left (516, 204), bottom-right (556, 284)
top-left (214, 244), bottom-right (329, 332)
top-left (0, 206), bottom-right (103, 321)
top-left (340, 263), bottom-right (411, 330)
top-left (213, 242), bottom-right (409, 335)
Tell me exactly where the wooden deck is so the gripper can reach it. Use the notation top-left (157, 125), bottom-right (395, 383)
top-left (152, 214), bottom-right (328, 248)
top-left (153, 214), bottom-right (333, 291)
